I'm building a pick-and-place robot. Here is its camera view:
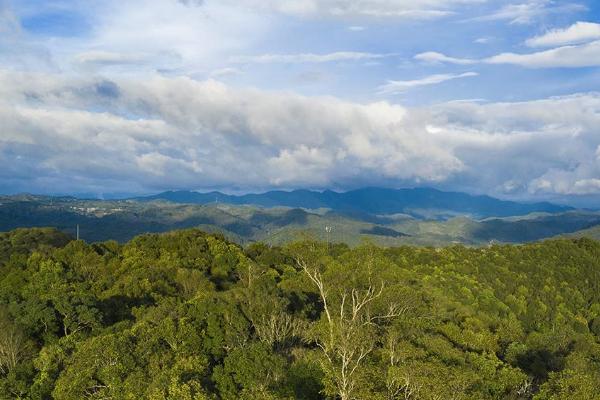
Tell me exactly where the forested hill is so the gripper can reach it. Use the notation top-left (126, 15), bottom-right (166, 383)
top-left (1, 195), bottom-right (595, 246)
top-left (1, 227), bottom-right (599, 399)
top-left (137, 187), bottom-right (573, 219)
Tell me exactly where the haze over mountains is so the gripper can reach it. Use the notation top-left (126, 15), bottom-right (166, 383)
top-left (138, 187), bottom-right (573, 220)
top-left (1, 187), bottom-right (596, 246)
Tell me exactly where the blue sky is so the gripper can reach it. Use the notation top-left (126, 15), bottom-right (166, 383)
top-left (1, 0), bottom-right (600, 205)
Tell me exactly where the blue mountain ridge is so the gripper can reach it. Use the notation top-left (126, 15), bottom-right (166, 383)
top-left (135, 187), bottom-right (573, 219)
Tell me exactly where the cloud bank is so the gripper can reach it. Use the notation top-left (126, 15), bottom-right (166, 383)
top-left (1, 70), bottom-right (600, 199)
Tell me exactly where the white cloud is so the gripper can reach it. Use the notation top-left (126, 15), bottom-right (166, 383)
top-left (348, 26), bottom-right (366, 31)
top-left (487, 40), bottom-right (600, 68)
top-left (75, 51), bottom-right (151, 66)
top-left (378, 72), bottom-right (478, 94)
top-left (469, 0), bottom-right (586, 25)
top-left (227, 0), bottom-right (485, 19)
top-left (0, 1), bottom-right (20, 36)
top-left (2, 70), bottom-right (600, 197)
top-left (2, 0), bottom-right (600, 202)
top-left (526, 21), bottom-right (600, 47)
top-left (572, 179), bottom-right (600, 195)
top-left (416, 40), bottom-right (600, 68)
top-left (178, 0), bottom-right (205, 5)
top-left (231, 52), bottom-right (393, 64)
top-left (209, 67), bottom-right (242, 78)
top-left (474, 36), bottom-right (493, 44)
top-left (0, 1), bottom-right (56, 72)
top-left (19, 0), bottom-right (273, 75)
top-left (530, 174), bottom-right (600, 196)
top-left (415, 51), bottom-right (477, 65)
top-left (427, 94), bottom-right (600, 196)
top-left (0, 71), bottom-right (464, 192)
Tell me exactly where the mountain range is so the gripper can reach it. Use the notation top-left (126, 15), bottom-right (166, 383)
top-left (0, 187), bottom-right (595, 246)
top-left (136, 187), bottom-right (573, 220)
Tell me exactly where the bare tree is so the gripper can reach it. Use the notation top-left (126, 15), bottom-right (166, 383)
top-left (296, 254), bottom-right (407, 400)
top-left (252, 313), bottom-right (307, 346)
top-left (0, 317), bottom-right (29, 375)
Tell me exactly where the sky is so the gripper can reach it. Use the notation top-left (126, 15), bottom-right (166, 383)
top-left (1, 0), bottom-right (600, 205)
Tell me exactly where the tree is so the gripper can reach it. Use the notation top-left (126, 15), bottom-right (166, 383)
top-left (0, 309), bottom-right (31, 376)
top-left (293, 242), bottom-right (408, 400)
top-left (213, 342), bottom-right (286, 399)
top-left (27, 259), bottom-right (102, 337)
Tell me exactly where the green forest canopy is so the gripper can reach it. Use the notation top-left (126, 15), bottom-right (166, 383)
top-left (0, 227), bottom-right (599, 399)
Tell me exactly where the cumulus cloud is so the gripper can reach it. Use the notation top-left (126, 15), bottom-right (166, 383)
top-left (0, 71), bottom-right (464, 193)
top-left (378, 72), bottom-right (478, 94)
top-left (416, 40), bottom-right (600, 68)
top-left (427, 94), bottom-right (600, 196)
top-left (526, 21), bottom-right (600, 47)
top-left (1, 70), bottom-right (600, 198)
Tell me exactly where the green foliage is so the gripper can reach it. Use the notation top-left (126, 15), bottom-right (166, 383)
top-left (213, 342), bottom-right (286, 399)
top-left (1, 227), bottom-right (600, 399)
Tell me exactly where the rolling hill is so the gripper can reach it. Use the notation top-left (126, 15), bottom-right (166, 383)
top-left (0, 192), bottom-right (597, 246)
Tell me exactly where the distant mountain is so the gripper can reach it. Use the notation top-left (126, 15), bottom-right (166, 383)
top-left (136, 187), bottom-right (573, 220)
top-left (0, 195), bottom-right (596, 245)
